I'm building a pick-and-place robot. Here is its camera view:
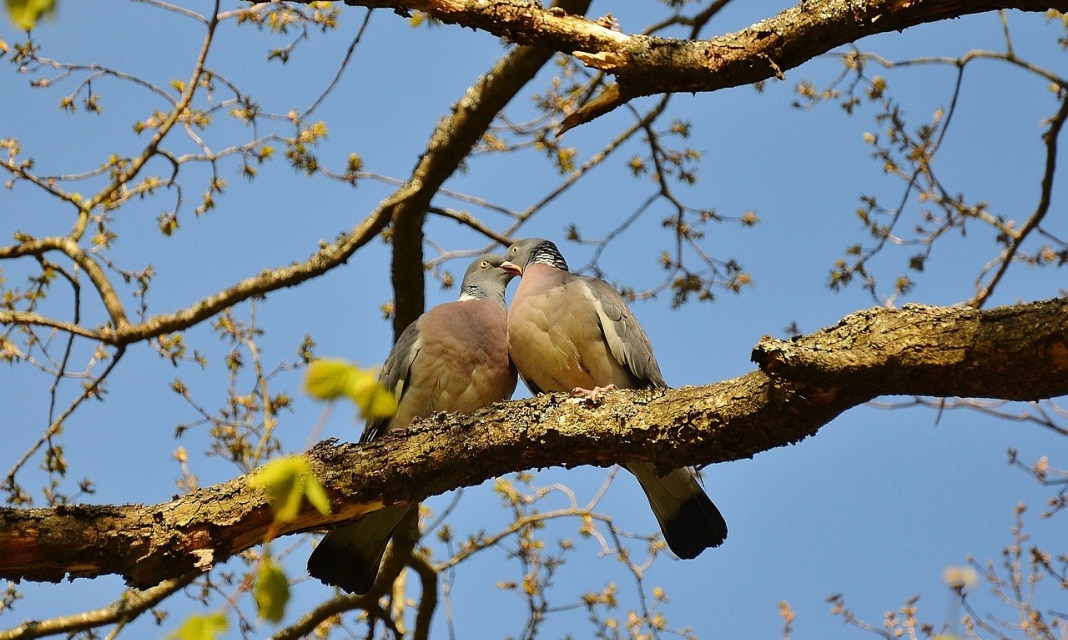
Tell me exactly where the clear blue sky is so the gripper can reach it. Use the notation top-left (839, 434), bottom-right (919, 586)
top-left (2, 2), bottom-right (1065, 638)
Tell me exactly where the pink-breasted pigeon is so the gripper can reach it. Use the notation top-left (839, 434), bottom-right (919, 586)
top-left (307, 254), bottom-right (518, 593)
top-left (501, 238), bottom-right (727, 559)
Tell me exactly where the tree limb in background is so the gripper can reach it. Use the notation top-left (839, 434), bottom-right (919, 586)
top-left (814, 39), bottom-right (1068, 305)
top-left (0, 4), bottom-right (396, 349)
top-left (327, 0), bottom-right (1068, 129)
top-left (971, 91), bottom-right (1068, 307)
top-left (0, 573), bottom-right (196, 640)
top-left (2, 297), bottom-right (1066, 587)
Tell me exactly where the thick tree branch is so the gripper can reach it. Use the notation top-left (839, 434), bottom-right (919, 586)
top-left (330, 0), bottom-right (1068, 127)
top-left (2, 298), bottom-right (1066, 588)
top-left (752, 300), bottom-right (1068, 399)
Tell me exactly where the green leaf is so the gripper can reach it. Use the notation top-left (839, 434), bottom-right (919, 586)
top-left (302, 469), bottom-right (331, 516)
top-left (248, 455), bottom-right (331, 522)
top-left (6, 0), bottom-right (56, 30)
top-left (303, 358), bottom-right (397, 419)
top-left (303, 358), bottom-right (359, 400)
top-left (168, 612), bottom-right (228, 640)
top-left (348, 366), bottom-right (398, 419)
top-left (254, 560), bottom-right (290, 623)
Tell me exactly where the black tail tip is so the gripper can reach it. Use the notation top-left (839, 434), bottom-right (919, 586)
top-left (307, 544), bottom-right (380, 595)
top-left (662, 494), bottom-right (728, 560)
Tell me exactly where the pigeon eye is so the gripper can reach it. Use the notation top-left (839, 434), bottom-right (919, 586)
top-left (481, 260), bottom-right (490, 268)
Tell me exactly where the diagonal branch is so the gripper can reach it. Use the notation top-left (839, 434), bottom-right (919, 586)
top-left (0, 186), bottom-right (412, 346)
top-left (328, 0), bottom-right (1068, 128)
top-left (970, 93), bottom-right (1068, 307)
top-left (0, 573), bottom-right (196, 640)
top-left (1, 298), bottom-right (1066, 588)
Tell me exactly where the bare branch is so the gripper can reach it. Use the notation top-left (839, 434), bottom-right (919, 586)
top-left (74, 0), bottom-right (224, 241)
top-left (109, 184), bottom-right (415, 344)
top-left (972, 93), bottom-right (1068, 307)
top-left (0, 573), bottom-right (196, 640)
top-left (268, 593), bottom-right (377, 640)
top-left (428, 206), bottom-right (513, 245)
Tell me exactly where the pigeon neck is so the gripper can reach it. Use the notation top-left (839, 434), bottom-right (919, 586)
top-left (459, 285), bottom-right (507, 308)
top-left (532, 245), bottom-right (569, 271)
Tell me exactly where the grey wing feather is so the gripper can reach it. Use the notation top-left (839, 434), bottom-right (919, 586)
top-left (361, 322), bottom-right (422, 443)
top-left (584, 279), bottom-right (666, 388)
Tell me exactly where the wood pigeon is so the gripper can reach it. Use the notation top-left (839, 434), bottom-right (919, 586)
top-left (501, 238), bottom-right (727, 559)
top-left (307, 254), bottom-right (519, 594)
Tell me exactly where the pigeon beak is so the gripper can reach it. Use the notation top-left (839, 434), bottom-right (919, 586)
top-left (500, 261), bottom-right (522, 276)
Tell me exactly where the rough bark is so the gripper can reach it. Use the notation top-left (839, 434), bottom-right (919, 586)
top-left (1, 298), bottom-right (1066, 588)
top-left (330, 0), bottom-right (1068, 128)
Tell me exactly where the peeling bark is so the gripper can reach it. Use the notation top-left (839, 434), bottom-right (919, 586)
top-left (2, 298), bottom-right (1066, 588)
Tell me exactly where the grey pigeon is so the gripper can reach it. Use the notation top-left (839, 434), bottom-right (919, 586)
top-left (307, 254), bottom-right (518, 593)
top-left (502, 238), bottom-right (727, 559)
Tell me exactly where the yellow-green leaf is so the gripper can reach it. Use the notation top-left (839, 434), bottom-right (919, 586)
top-left (168, 611), bottom-right (228, 640)
top-left (303, 358), bottom-right (397, 419)
top-left (303, 470), bottom-right (331, 516)
top-left (6, 0), bottom-right (56, 30)
top-left (248, 455), bottom-right (331, 522)
top-left (303, 358), bottom-right (361, 401)
top-left (254, 560), bottom-right (290, 623)
top-left (349, 367), bottom-right (398, 419)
